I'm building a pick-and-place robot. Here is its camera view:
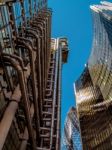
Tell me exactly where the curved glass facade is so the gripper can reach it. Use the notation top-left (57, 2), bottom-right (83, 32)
top-left (75, 2), bottom-right (112, 150)
top-left (89, 2), bottom-right (112, 101)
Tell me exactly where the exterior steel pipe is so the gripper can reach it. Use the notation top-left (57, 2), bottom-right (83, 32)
top-left (17, 37), bottom-right (40, 140)
top-left (20, 104), bottom-right (34, 150)
top-left (20, 1), bottom-right (49, 122)
top-left (2, 53), bottom-right (26, 71)
top-left (25, 29), bottom-right (43, 121)
top-left (29, 24), bottom-right (45, 104)
top-left (0, 51), bottom-right (13, 91)
top-left (2, 56), bottom-right (36, 149)
top-left (56, 44), bottom-right (62, 150)
top-left (36, 19), bottom-right (47, 84)
top-left (35, 23), bottom-right (46, 94)
top-left (0, 56), bottom-right (31, 149)
top-left (33, 18), bottom-right (47, 81)
top-left (33, 0), bottom-right (37, 15)
top-left (50, 50), bottom-right (59, 149)
top-left (0, 85), bottom-right (21, 150)
top-left (25, 28), bottom-right (46, 128)
top-left (37, 11), bottom-right (52, 55)
top-left (20, 128), bottom-right (29, 150)
top-left (30, 22), bottom-right (45, 87)
top-left (19, 0), bottom-right (26, 30)
top-left (39, 10), bottom-right (52, 43)
top-left (17, 37), bottom-right (36, 51)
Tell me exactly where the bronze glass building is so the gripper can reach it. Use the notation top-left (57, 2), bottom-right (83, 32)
top-left (0, 0), bottom-right (68, 150)
top-left (75, 1), bottom-right (112, 150)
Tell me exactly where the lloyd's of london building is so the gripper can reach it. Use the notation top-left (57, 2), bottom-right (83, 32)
top-left (0, 0), bottom-right (68, 150)
top-left (74, 1), bottom-right (112, 150)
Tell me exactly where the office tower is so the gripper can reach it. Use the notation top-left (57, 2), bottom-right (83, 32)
top-left (74, 1), bottom-right (112, 150)
top-left (62, 107), bottom-right (82, 150)
top-left (0, 0), bottom-right (68, 150)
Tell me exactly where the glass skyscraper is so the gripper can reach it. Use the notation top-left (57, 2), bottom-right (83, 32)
top-left (75, 1), bottom-right (112, 149)
top-left (62, 107), bottom-right (82, 150)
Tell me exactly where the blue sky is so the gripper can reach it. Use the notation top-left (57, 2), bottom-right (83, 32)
top-left (48, 0), bottom-right (102, 134)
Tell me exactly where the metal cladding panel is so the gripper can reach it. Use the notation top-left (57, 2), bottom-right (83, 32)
top-left (75, 67), bottom-right (112, 149)
top-left (88, 3), bottom-right (112, 101)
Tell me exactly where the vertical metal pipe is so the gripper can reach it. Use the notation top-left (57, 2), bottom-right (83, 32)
top-left (17, 38), bottom-right (40, 140)
top-left (30, 23), bottom-right (45, 117)
top-left (28, 0), bottom-right (32, 18)
top-left (3, 56), bottom-right (36, 149)
top-left (30, 22), bottom-right (45, 101)
top-left (6, 1), bottom-right (17, 49)
top-left (20, 104), bottom-right (34, 150)
top-left (56, 41), bottom-right (62, 150)
top-left (19, 128), bottom-right (29, 150)
top-left (19, 1), bottom-right (41, 141)
top-left (16, 62), bottom-right (36, 150)
top-left (34, 0), bottom-right (37, 15)
top-left (0, 45), bottom-right (13, 91)
top-left (50, 39), bottom-right (59, 149)
top-left (19, 0), bottom-right (26, 35)
top-left (0, 102), bottom-right (19, 150)
top-left (0, 87), bottom-right (20, 150)
top-left (25, 28), bottom-right (43, 124)
top-left (35, 18), bottom-right (47, 87)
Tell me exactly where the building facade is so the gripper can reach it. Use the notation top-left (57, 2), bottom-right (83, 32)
top-left (62, 107), bottom-right (82, 150)
top-left (0, 0), bottom-right (68, 150)
top-left (75, 1), bottom-right (112, 150)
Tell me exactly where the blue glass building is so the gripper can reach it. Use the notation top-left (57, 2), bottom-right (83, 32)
top-left (62, 107), bottom-right (82, 150)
